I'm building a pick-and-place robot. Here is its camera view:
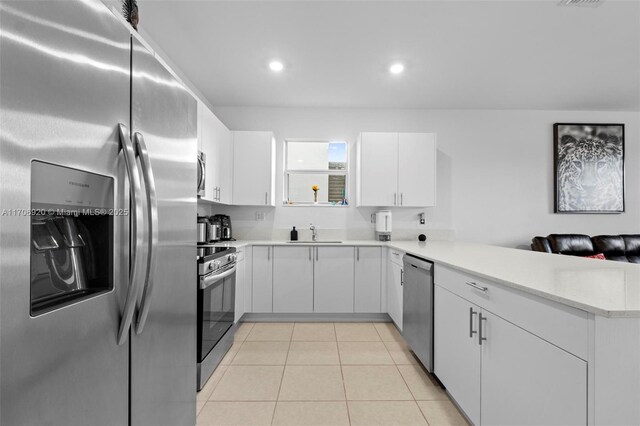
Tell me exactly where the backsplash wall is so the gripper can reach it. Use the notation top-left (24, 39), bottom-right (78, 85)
top-left (202, 107), bottom-right (639, 248)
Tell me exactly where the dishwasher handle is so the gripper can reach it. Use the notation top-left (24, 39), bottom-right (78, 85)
top-left (402, 254), bottom-right (433, 271)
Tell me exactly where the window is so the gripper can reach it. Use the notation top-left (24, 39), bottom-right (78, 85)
top-left (284, 140), bottom-right (348, 205)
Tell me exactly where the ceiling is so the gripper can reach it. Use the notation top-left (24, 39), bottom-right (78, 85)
top-left (137, 0), bottom-right (640, 110)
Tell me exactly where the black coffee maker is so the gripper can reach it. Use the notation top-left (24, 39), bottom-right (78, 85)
top-left (214, 215), bottom-right (233, 241)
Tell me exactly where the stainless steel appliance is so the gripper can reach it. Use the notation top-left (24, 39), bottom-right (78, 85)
top-left (197, 151), bottom-right (206, 198)
top-left (0, 2), bottom-right (197, 425)
top-left (197, 246), bottom-right (237, 390)
top-left (198, 216), bottom-right (210, 244)
top-left (209, 215), bottom-right (222, 242)
top-left (402, 254), bottom-right (434, 372)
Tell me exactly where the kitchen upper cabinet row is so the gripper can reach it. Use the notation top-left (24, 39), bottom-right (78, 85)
top-left (252, 246), bottom-right (382, 314)
top-left (357, 132), bottom-right (436, 207)
top-left (197, 102), bottom-right (275, 206)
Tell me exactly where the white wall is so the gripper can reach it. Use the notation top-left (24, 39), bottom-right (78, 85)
top-left (205, 107), bottom-right (639, 248)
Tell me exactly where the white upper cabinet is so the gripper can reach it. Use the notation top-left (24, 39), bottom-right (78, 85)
top-left (197, 101), bottom-right (232, 204)
top-left (397, 133), bottom-right (436, 207)
top-left (357, 132), bottom-right (436, 207)
top-left (358, 132), bottom-right (398, 207)
top-left (232, 131), bottom-right (276, 206)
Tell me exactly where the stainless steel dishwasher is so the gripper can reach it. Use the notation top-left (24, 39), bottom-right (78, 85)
top-left (402, 254), bottom-right (434, 372)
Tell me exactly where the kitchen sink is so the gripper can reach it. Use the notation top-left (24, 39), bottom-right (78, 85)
top-left (287, 241), bottom-right (343, 244)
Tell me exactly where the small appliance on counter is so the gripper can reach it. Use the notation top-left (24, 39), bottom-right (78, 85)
top-left (197, 216), bottom-right (209, 244)
top-left (209, 215), bottom-right (222, 242)
top-left (214, 214), bottom-right (233, 241)
top-left (375, 210), bottom-right (392, 241)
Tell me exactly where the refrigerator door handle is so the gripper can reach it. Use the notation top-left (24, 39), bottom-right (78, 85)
top-left (117, 123), bottom-right (145, 345)
top-left (133, 132), bottom-right (158, 335)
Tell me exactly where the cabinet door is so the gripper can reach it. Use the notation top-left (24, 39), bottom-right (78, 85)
top-left (314, 247), bottom-right (355, 313)
top-left (433, 285), bottom-right (480, 425)
top-left (358, 132), bottom-right (398, 206)
top-left (387, 262), bottom-right (403, 330)
top-left (480, 310), bottom-right (587, 426)
top-left (213, 120), bottom-right (232, 204)
top-left (273, 246), bottom-right (314, 313)
top-left (234, 259), bottom-right (245, 322)
top-left (232, 131), bottom-right (275, 206)
top-left (252, 246), bottom-right (273, 312)
top-left (197, 102), bottom-right (216, 201)
top-left (354, 247), bottom-right (382, 313)
top-left (398, 133), bottom-right (436, 207)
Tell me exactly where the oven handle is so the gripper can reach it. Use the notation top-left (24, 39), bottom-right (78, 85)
top-left (200, 265), bottom-right (237, 290)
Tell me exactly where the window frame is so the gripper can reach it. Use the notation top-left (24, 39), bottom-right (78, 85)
top-left (283, 139), bottom-right (349, 206)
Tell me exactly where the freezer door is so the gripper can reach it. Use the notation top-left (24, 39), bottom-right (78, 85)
top-left (0, 1), bottom-right (131, 425)
top-left (130, 37), bottom-right (198, 426)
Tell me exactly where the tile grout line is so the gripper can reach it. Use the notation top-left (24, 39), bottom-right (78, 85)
top-left (375, 323), bottom-right (432, 425)
top-left (269, 323), bottom-right (294, 425)
top-left (335, 323), bottom-right (353, 426)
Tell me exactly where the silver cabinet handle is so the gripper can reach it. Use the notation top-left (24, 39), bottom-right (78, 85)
top-left (400, 269), bottom-right (404, 286)
top-left (465, 281), bottom-right (488, 292)
top-left (479, 312), bottom-right (487, 345)
top-left (267, 246), bottom-right (270, 261)
top-left (265, 192), bottom-right (268, 205)
top-left (401, 193), bottom-right (403, 206)
top-left (117, 123), bottom-right (144, 346)
top-left (469, 307), bottom-right (477, 338)
top-left (316, 246), bottom-right (319, 261)
top-left (133, 132), bottom-right (158, 335)
top-left (309, 247), bottom-right (312, 261)
top-left (394, 193), bottom-right (397, 206)
top-left (197, 156), bottom-right (205, 192)
top-left (356, 247), bottom-right (359, 261)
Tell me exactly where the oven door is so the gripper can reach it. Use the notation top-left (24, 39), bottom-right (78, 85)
top-left (197, 264), bottom-right (236, 363)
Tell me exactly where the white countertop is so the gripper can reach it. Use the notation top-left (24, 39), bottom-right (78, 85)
top-left (214, 239), bottom-right (640, 318)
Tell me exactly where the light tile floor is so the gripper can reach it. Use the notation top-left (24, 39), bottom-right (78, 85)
top-left (197, 322), bottom-right (469, 426)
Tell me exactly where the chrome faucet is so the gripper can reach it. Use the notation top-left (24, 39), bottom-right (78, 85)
top-left (310, 223), bottom-right (318, 242)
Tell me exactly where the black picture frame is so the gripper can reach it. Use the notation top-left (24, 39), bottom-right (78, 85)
top-left (553, 123), bottom-right (625, 213)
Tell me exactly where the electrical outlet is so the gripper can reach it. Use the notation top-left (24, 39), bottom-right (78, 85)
top-left (255, 212), bottom-right (265, 221)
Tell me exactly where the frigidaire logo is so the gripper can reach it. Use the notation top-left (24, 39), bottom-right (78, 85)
top-left (68, 181), bottom-right (90, 188)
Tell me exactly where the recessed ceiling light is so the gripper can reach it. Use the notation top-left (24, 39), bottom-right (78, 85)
top-left (269, 60), bottom-right (284, 72)
top-left (389, 63), bottom-right (404, 75)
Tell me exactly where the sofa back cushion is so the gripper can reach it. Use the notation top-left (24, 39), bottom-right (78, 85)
top-left (621, 235), bottom-right (640, 263)
top-left (592, 235), bottom-right (628, 262)
top-left (531, 236), bottom-right (552, 253)
top-left (547, 234), bottom-right (594, 256)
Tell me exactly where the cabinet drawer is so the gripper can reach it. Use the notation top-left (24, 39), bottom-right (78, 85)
top-left (434, 265), bottom-right (588, 360)
top-left (236, 247), bottom-right (245, 262)
top-left (388, 249), bottom-right (405, 267)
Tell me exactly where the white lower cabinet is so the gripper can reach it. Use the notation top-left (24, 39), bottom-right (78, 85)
top-left (314, 246), bottom-right (355, 313)
top-left (248, 245), bottom-right (383, 314)
top-left (252, 246), bottom-right (273, 312)
top-left (273, 246), bottom-right (314, 313)
top-left (234, 249), bottom-right (246, 322)
top-left (387, 250), bottom-right (404, 330)
top-left (434, 282), bottom-right (587, 425)
top-left (434, 286), bottom-right (481, 424)
top-left (354, 247), bottom-right (382, 313)
top-left (480, 309), bottom-right (587, 425)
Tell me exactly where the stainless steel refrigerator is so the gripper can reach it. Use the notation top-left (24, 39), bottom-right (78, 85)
top-left (0, 1), bottom-right (197, 425)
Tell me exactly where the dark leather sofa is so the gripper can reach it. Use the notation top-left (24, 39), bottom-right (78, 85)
top-left (531, 234), bottom-right (640, 263)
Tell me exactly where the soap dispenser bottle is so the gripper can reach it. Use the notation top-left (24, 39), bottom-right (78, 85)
top-left (290, 226), bottom-right (298, 241)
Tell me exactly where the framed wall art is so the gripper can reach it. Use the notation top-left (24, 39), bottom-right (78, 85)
top-left (554, 123), bottom-right (625, 213)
